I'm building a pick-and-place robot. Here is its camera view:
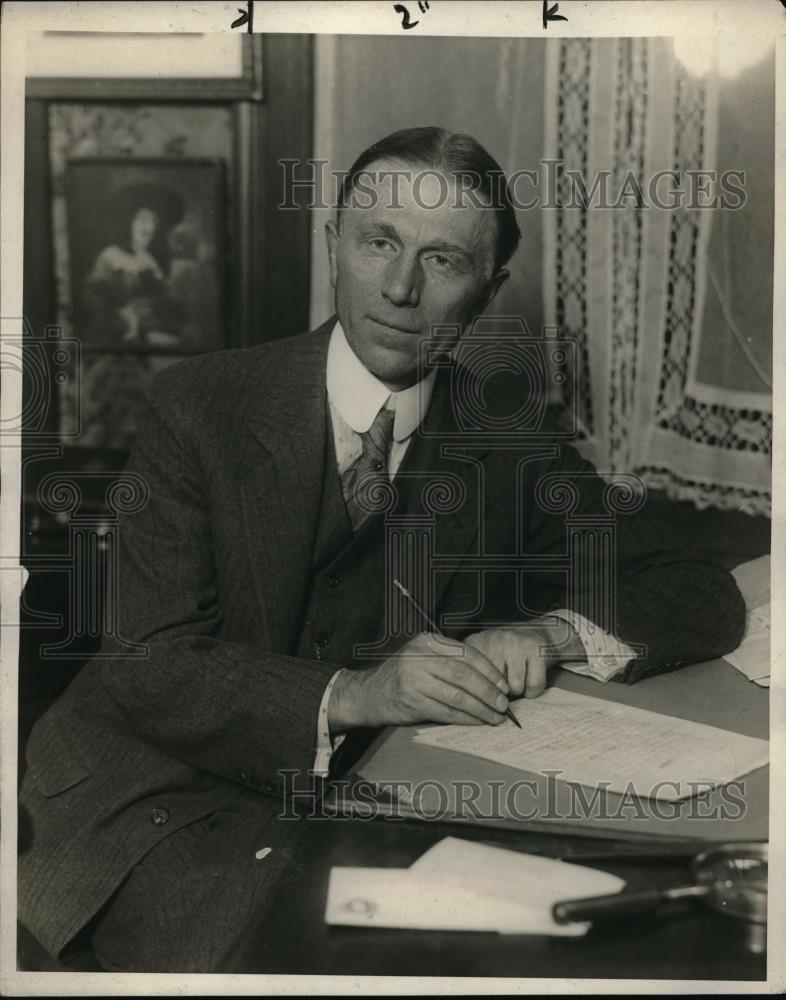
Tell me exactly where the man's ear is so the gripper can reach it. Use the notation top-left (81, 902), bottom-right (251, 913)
top-left (325, 219), bottom-right (339, 289)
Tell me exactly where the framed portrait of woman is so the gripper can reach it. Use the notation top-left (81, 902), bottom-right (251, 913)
top-left (60, 158), bottom-right (226, 449)
top-left (65, 158), bottom-right (226, 355)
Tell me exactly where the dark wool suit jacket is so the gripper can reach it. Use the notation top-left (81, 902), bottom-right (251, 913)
top-left (18, 319), bottom-right (746, 959)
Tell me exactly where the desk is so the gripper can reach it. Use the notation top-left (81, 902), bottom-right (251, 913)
top-left (224, 658), bottom-right (768, 979)
top-left (338, 657), bottom-right (769, 842)
top-left (223, 818), bottom-right (766, 979)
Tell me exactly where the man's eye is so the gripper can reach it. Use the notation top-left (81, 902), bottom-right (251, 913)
top-left (368, 238), bottom-right (393, 251)
top-left (428, 254), bottom-right (454, 269)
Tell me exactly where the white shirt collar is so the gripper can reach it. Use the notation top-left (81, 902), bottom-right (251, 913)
top-left (326, 321), bottom-right (437, 442)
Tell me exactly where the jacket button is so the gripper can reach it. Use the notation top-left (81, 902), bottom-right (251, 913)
top-left (150, 806), bottom-right (169, 826)
top-left (314, 632), bottom-right (329, 659)
top-left (237, 768), bottom-right (248, 783)
top-left (264, 779), bottom-right (277, 794)
top-left (327, 576), bottom-right (340, 588)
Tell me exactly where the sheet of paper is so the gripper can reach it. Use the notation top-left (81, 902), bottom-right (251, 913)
top-left (731, 553), bottom-right (770, 609)
top-left (324, 866), bottom-right (588, 935)
top-left (410, 836), bottom-right (624, 935)
top-left (724, 629), bottom-right (770, 681)
top-left (412, 687), bottom-right (768, 800)
top-left (723, 555), bottom-right (771, 683)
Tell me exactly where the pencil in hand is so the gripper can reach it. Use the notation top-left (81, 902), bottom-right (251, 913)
top-left (392, 579), bottom-right (521, 729)
top-left (502, 661), bottom-right (522, 729)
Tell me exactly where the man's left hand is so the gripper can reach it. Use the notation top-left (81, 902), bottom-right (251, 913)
top-left (464, 625), bottom-right (559, 700)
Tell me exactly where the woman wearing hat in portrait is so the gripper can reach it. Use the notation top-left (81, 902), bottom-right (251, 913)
top-left (83, 182), bottom-right (185, 349)
top-left (78, 183), bottom-right (188, 449)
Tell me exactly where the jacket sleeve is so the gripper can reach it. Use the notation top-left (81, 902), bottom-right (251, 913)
top-left (521, 441), bottom-right (746, 682)
top-left (98, 364), bottom-right (340, 795)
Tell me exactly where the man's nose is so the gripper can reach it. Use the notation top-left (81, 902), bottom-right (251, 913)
top-left (381, 253), bottom-right (421, 308)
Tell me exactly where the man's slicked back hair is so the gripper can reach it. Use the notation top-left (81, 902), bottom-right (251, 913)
top-left (338, 126), bottom-right (521, 270)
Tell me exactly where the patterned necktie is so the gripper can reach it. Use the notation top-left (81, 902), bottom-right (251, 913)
top-left (340, 406), bottom-right (396, 532)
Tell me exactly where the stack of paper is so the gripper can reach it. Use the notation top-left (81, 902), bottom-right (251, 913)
top-left (325, 836), bottom-right (625, 935)
top-left (724, 554), bottom-right (771, 687)
top-left (411, 687), bottom-right (769, 801)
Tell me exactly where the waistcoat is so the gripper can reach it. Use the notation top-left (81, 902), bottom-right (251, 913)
top-left (294, 407), bottom-right (410, 669)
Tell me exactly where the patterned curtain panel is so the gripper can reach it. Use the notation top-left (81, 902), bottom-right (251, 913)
top-left (543, 37), bottom-right (773, 516)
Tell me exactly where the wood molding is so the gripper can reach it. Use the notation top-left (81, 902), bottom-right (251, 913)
top-left (26, 35), bottom-right (264, 103)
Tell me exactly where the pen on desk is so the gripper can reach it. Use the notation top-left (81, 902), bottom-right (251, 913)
top-left (393, 579), bottom-right (522, 730)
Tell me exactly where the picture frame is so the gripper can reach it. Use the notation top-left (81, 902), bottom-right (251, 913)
top-left (25, 32), bottom-right (263, 102)
top-left (65, 157), bottom-right (227, 355)
top-left (61, 157), bottom-right (228, 449)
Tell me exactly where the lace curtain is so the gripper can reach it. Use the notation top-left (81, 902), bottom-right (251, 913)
top-left (310, 35), bottom-right (773, 516)
top-left (543, 37), bottom-right (773, 516)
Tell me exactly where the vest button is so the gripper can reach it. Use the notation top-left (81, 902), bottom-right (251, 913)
top-left (327, 576), bottom-right (340, 588)
top-left (150, 806), bottom-right (169, 826)
top-left (374, 461), bottom-right (385, 472)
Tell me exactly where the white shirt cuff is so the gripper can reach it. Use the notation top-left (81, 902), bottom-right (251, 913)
top-left (550, 609), bottom-right (638, 682)
top-left (312, 668), bottom-right (347, 777)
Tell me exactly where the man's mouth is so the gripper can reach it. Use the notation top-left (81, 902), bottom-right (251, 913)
top-left (368, 317), bottom-right (420, 335)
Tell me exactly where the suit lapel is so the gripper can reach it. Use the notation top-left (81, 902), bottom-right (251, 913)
top-left (393, 367), bottom-right (491, 614)
top-left (242, 324), bottom-right (332, 651)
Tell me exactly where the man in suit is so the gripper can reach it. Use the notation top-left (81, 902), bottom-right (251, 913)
top-left (18, 127), bottom-right (745, 971)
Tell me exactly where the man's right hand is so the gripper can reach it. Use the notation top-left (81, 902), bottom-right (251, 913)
top-left (327, 632), bottom-right (510, 732)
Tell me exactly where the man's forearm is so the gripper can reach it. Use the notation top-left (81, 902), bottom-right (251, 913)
top-left (101, 633), bottom-right (341, 788)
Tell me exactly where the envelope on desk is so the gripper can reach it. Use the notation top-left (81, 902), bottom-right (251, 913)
top-left (325, 836), bottom-right (625, 936)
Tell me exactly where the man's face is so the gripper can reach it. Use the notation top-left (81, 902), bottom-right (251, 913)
top-left (326, 158), bottom-right (509, 390)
